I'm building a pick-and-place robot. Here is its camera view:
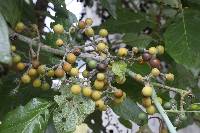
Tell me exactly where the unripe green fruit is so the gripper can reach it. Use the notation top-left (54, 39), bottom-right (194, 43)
top-left (82, 87), bottom-right (92, 97)
top-left (47, 69), bottom-right (55, 77)
top-left (146, 105), bottom-right (156, 115)
top-left (96, 73), bottom-right (105, 80)
top-left (33, 79), bottom-right (42, 88)
top-left (142, 86), bottom-right (153, 97)
top-left (91, 90), bottom-right (102, 101)
top-left (12, 55), bottom-right (21, 63)
top-left (63, 62), bottom-right (72, 72)
top-left (148, 47), bottom-right (157, 55)
top-left (156, 45), bottom-right (165, 55)
top-left (142, 97), bottom-right (152, 107)
top-left (99, 29), bottom-right (108, 37)
top-left (85, 28), bottom-right (94, 37)
top-left (66, 53), bottom-right (76, 64)
top-left (82, 70), bottom-right (89, 78)
top-left (56, 39), bottom-right (64, 47)
top-left (138, 112), bottom-right (147, 120)
top-left (165, 73), bottom-right (174, 81)
top-left (78, 21), bottom-right (86, 29)
top-left (16, 62), bottom-right (25, 71)
top-left (53, 24), bottom-right (64, 34)
top-left (21, 74), bottom-right (31, 84)
top-left (94, 80), bottom-right (104, 90)
top-left (28, 68), bottom-right (37, 77)
top-left (41, 82), bottom-right (50, 91)
top-left (179, 114), bottom-right (187, 121)
top-left (118, 48), bottom-right (128, 57)
top-left (37, 65), bottom-right (46, 75)
top-left (85, 18), bottom-right (93, 26)
top-left (71, 85), bottom-right (81, 95)
top-left (97, 42), bottom-right (106, 51)
top-left (151, 68), bottom-right (160, 77)
top-left (88, 60), bottom-right (97, 69)
top-left (163, 102), bottom-right (172, 109)
top-left (70, 68), bottom-right (79, 76)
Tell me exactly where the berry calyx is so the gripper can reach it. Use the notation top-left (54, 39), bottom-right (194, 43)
top-left (78, 21), bottom-right (86, 29)
top-left (88, 60), bottom-right (97, 69)
top-left (63, 62), bottom-right (72, 72)
top-left (85, 28), bottom-right (94, 37)
top-left (165, 73), bottom-right (174, 81)
top-left (148, 47), bottom-right (157, 55)
top-left (91, 90), bottom-right (102, 101)
top-left (56, 39), bottom-right (64, 47)
top-left (47, 69), bottom-right (55, 77)
top-left (114, 89), bottom-right (123, 98)
top-left (55, 67), bottom-right (65, 78)
top-left (53, 24), bottom-right (64, 34)
top-left (12, 55), bottom-right (21, 63)
top-left (71, 85), bottom-right (81, 94)
top-left (156, 45), bottom-right (164, 55)
top-left (97, 42), bottom-right (106, 51)
top-left (142, 86), bottom-right (153, 97)
top-left (82, 87), bottom-right (92, 97)
top-left (28, 68), bottom-right (37, 77)
top-left (21, 74), bottom-right (31, 84)
top-left (142, 52), bottom-right (152, 61)
top-left (66, 53), bottom-right (76, 64)
top-left (41, 82), bottom-right (50, 91)
top-left (70, 68), bottom-right (79, 76)
top-left (37, 65), bottom-right (46, 75)
top-left (151, 68), bottom-right (160, 77)
top-left (118, 48), bottom-right (128, 57)
top-left (99, 29), bottom-right (108, 37)
top-left (33, 79), bottom-right (42, 88)
top-left (96, 73), bottom-right (105, 80)
top-left (94, 80), bottom-right (105, 90)
top-left (85, 18), bottom-right (93, 26)
top-left (16, 62), bottom-right (25, 71)
top-left (146, 105), bottom-right (156, 115)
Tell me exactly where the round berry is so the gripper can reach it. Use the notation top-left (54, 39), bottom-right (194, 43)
top-left (88, 60), bottom-right (97, 69)
top-left (16, 62), bottom-right (25, 71)
top-left (118, 48), bottom-right (128, 57)
top-left (142, 52), bottom-right (152, 61)
top-left (97, 73), bottom-right (105, 80)
top-left (72, 48), bottom-right (81, 56)
top-left (151, 68), bottom-right (160, 77)
top-left (66, 53), bottom-right (76, 64)
top-left (41, 82), bottom-right (50, 91)
top-left (114, 97), bottom-right (124, 104)
top-left (70, 68), bottom-right (79, 76)
top-left (134, 74), bottom-right (143, 82)
top-left (148, 47), bottom-right (157, 55)
top-left (114, 89), bottom-right (123, 98)
top-left (71, 84), bottom-right (81, 95)
top-left (82, 70), bottom-right (89, 78)
top-left (142, 97), bottom-right (152, 107)
top-left (97, 42), bottom-right (106, 51)
top-left (149, 58), bottom-right (161, 69)
top-left (33, 79), bottom-right (42, 88)
top-left (163, 102), bottom-right (172, 109)
top-left (31, 60), bottom-right (40, 68)
top-left (97, 63), bottom-right (107, 72)
top-left (55, 67), bottom-right (65, 78)
top-left (47, 69), bottom-right (55, 77)
top-left (146, 105), bottom-right (156, 115)
top-left (94, 80), bottom-right (104, 90)
top-left (157, 97), bottom-right (163, 105)
top-left (138, 112), bottom-right (147, 120)
top-left (82, 87), bottom-right (92, 97)
top-left (169, 99), bottom-right (177, 104)
top-left (63, 62), bottom-right (72, 72)
top-left (85, 18), bottom-right (93, 26)
top-left (179, 114), bottom-right (187, 121)
top-left (132, 47), bottom-right (139, 54)
top-left (37, 65), bottom-right (46, 75)
top-left (99, 29), bottom-right (108, 37)
top-left (95, 99), bottom-right (105, 109)
top-left (165, 73), bottom-right (174, 81)
top-left (15, 22), bottom-right (25, 32)
top-left (156, 45), bottom-right (164, 55)
top-left (12, 55), bottom-right (21, 63)
top-left (78, 21), bottom-right (86, 29)
top-left (11, 45), bottom-right (16, 52)
top-left (91, 90), bottom-right (102, 101)
top-left (21, 74), bottom-right (31, 84)
top-left (142, 86), bottom-right (153, 97)
top-left (53, 24), bottom-right (64, 34)
top-left (28, 68), bottom-right (37, 77)
top-left (56, 39), bottom-right (64, 47)
top-left (85, 28), bottom-right (94, 37)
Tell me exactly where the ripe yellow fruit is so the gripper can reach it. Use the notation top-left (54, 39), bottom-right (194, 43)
top-left (114, 89), bottom-right (124, 98)
top-left (55, 68), bottom-right (65, 78)
top-left (11, 45), bottom-right (16, 52)
top-left (41, 82), bottom-right (50, 91)
top-left (82, 87), bottom-right (92, 97)
top-left (21, 74), bottom-right (31, 84)
top-left (97, 42), bottom-right (106, 51)
top-left (63, 62), bottom-right (72, 72)
top-left (114, 97), bottom-right (124, 104)
top-left (142, 97), bottom-right (152, 107)
top-left (146, 105), bottom-right (156, 115)
top-left (148, 47), bottom-right (157, 55)
top-left (15, 22), bottom-right (25, 32)
top-left (47, 69), bottom-right (55, 77)
top-left (99, 29), bottom-right (108, 37)
top-left (142, 86), bottom-right (153, 97)
top-left (37, 65), bottom-right (46, 75)
top-left (118, 48), bottom-right (128, 57)
top-left (70, 68), bottom-right (79, 76)
top-left (157, 97), bottom-right (163, 105)
top-left (156, 45), bottom-right (165, 55)
top-left (12, 55), bottom-right (21, 63)
top-left (78, 21), bottom-right (86, 29)
top-left (95, 99), bottom-right (105, 109)
top-left (71, 85), bottom-right (81, 95)
top-left (165, 73), bottom-right (174, 81)
top-left (91, 90), bottom-right (102, 101)
top-left (16, 62), bottom-right (25, 71)
top-left (85, 18), bottom-right (93, 26)
top-left (56, 39), bottom-right (64, 47)
top-left (151, 68), bottom-right (160, 77)
top-left (85, 28), bottom-right (94, 37)
top-left (96, 73), bottom-right (105, 80)
top-left (94, 80), bottom-right (104, 90)
top-left (33, 79), bottom-right (42, 88)
top-left (66, 53), bottom-right (76, 64)
top-left (53, 24), bottom-right (64, 34)
top-left (28, 68), bottom-right (37, 77)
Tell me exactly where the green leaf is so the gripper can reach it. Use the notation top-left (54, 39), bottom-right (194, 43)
top-left (156, 0), bottom-right (179, 8)
top-left (111, 98), bottom-right (147, 125)
top-left (188, 103), bottom-right (200, 111)
top-left (164, 9), bottom-right (200, 75)
top-left (130, 63), bottom-right (151, 76)
top-left (0, 98), bottom-right (51, 133)
top-left (123, 33), bottom-right (154, 48)
top-left (53, 84), bottom-right (95, 133)
top-left (0, 13), bottom-right (11, 64)
top-left (100, 0), bottom-right (117, 19)
top-left (101, 8), bottom-right (152, 33)
top-left (112, 61), bottom-right (127, 78)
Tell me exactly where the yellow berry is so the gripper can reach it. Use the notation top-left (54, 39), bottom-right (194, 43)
top-left (63, 62), bottom-right (72, 72)
top-left (71, 85), bottom-right (81, 95)
top-left (94, 80), bottom-right (104, 90)
top-left (33, 79), bottom-right (42, 88)
top-left (134, 74), bottom-right (143, 82)
top-left (157, 97), bottom-right (163, 105)
top-left (11, 45), bottom-right (16, 52)
top-left (151, 68), bottom-right (160, 77)
top-left (97, 42), bottom-right (106, 51)
top-left (53, 24), bottom-right (64, 34)
top-left (85, 28), bottom-right (94, 37)
top-left (15, 22), bottom-right (25, 32)
top-left (142, 97), bottom-right (152, 107)
top-left (148, 47), bottom-right (157, 55)
top-left (37, 65), bottom-right (46, 75)
top-left (118, 48), bottom-right (128, 57)
top-left (47, 69), bottom-right (55, 77)
top-left (28, 68), bottom-right (37, 77)
top-left (156, 45), bottom-right (165, 55)
top-left (56, 39), bottom-right (64, 47)
top-left (114, 97), bottom-right (124, 104)
top-left (70, 68), bottom-right (79, 76)
top-left (82, 87), bottom-right (92, 97)
top-left (78, 21), bottom-right (86, 29)
top-left (99, 29), bottom-right (108, 37)
top-left (95, 99), bottom-right (105, 109)
top-left (21, 74), bottom-right (31, 84)
top-left (12, 55), bottom-right (21, 63)
top-left (82, 70), bottom-right (89, 78)
top-left (91, 90), bottom-right (102, 101)
top-left (85, 18), bottom-right (93, 26)
top-left (66, 53), bottom-right (76, 64)
top-left (41, 82), bottom-right (50, 91)
top-left (96, 73), bottom-right (105, 80)
top-left (55, 68), bottom-right (65, 78)
top-left (146, 105), bottom-right (156, 115)
top-left (142, 86), bottom-right (153, 97)
top-left (165, 73), bottom-right (174, 81)
top-left (16, 62), bottom-right (25, 71)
